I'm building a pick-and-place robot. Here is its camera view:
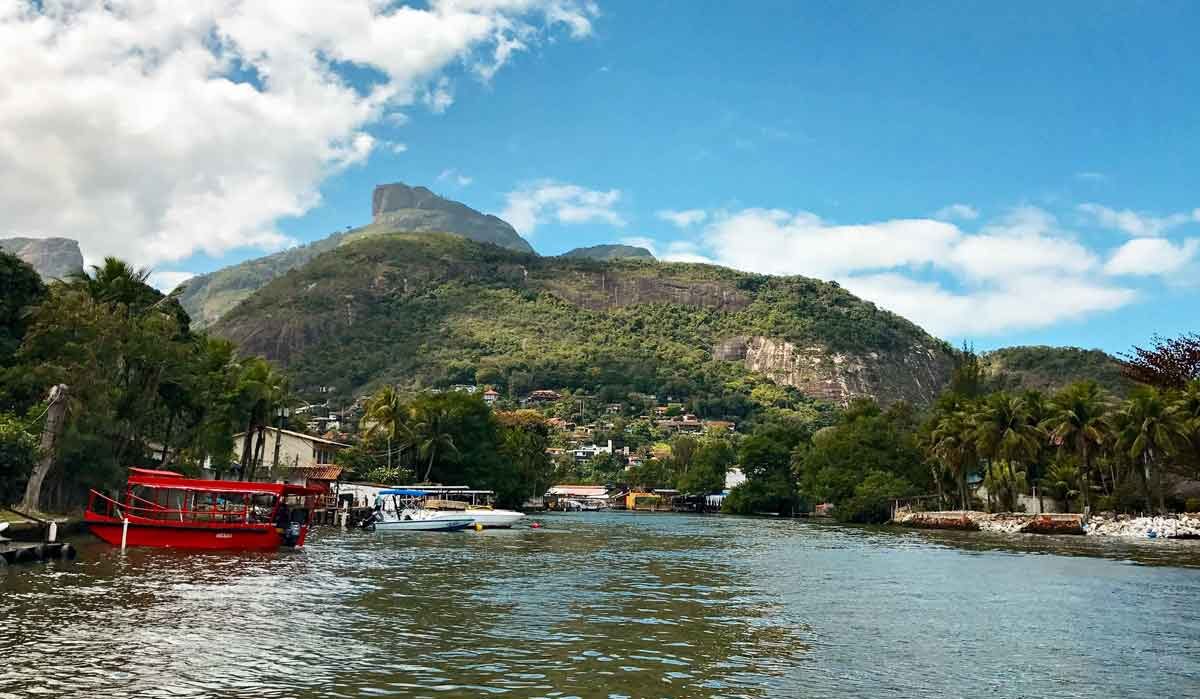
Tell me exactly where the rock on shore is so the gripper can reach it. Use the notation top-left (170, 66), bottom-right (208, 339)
top-left (1085, 514), bottom-right (1200, 539)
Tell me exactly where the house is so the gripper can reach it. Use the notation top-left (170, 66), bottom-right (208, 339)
top-left (605, 403), bottom-right (622, 414)
top-left (545, 484), bottom-right (612, 510)
top-left (232, 427), bottom-right (350, 475)
top-left (451, 384), bottom-right (479, 394)
top-left (703, 420), bottom-right (736, 433)
top-left (525, 389), bottom-right (563, 404)
top-left (482, 388), bottom-right (500, 406)
top-left (546, 417), bottom-right (576, 432)
top-left (626, 453), bottom-right (646, 468)
top-left (573, 440), bottom-right (615, 462)
top-left (655, 417), bottom-right (705, 434)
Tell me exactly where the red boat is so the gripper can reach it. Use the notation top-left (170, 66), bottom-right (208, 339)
top-left (85, 468), bottom-right (320, 550)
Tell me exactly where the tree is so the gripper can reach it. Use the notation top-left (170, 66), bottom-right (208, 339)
top-left (835, 470), bottom-right (914, 524)
top-left (0, 251), bottom-right (45, 367)
top-left (1120, 333), bottom-right (1200, 390)
top-left (1043, 381), bottom-right (1110, 511)
top-left (677, 441), bottom-right (733, 494)
top-left (0, 411), bottom-right (39, 504)
top-left (983, 460), bottom-right (1028, 513)
top-left (1111, 387), bottom-right (1184, 513)
top-left (930, 408), bottom-right (976, 509)
top-left (973, 392), bottom-right (1043, 480)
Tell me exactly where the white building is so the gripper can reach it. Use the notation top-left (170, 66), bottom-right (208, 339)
top-left (232, 427), bottom-right (350, 474)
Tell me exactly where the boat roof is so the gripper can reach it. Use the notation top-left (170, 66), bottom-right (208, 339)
top-left (379, 488), bottom-right (429, 496)
top-left (127, 468), bottom-right (321, 496)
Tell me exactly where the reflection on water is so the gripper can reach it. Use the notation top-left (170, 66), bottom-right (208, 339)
top-left (2, 513), bottom-right (1199, 698)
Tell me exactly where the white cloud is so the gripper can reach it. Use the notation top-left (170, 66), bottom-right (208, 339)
top-left (933, 203), bottom-right (979, 221)
top-left (671, 205), bottom-right (1138, 336)
top-left (390, 143), bottom-right (409, 154)
top-left (148, 270), bottom-right (196, 293)
top-left (0, 0), bottom-right (597, 267)
top-left (841, 273), bottom-right (1135, 338)
top-left (1105, 238), bottom-right (1200, 276)
top-left (702, 209), bottom-right (959, 279)
top-left (501, 180), bottom-right (624, 235)
top-left (1078, 203), bottom-right (1200, 237)
top-left (437, 168), bottom-right (473, 187)
top-left (656, 209), bottom-right (708, 228)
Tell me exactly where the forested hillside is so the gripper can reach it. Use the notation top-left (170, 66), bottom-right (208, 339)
top-left (980, 346), bottom-right (1132, 396)
top-left (213, 232), bottom-right (956, 413)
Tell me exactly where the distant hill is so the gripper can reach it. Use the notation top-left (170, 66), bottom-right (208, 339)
top-left (980, 346), bottom-right (1132, 396)
top-left (211, 232), bottom-right (956, 409)
top-left (561, 244), bottom-right (655, 261)
top-left (177, 183), bottom-right (533, 327)
top-left (0, 237), bottom-right (83, 280)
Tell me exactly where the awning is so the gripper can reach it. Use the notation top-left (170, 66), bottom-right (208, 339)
top-left (127, 471), bottom-right (321, 497)
top-left (379, 489), bottom-right (428, 496)
top-left (288, 465), bottom-right (344, 481)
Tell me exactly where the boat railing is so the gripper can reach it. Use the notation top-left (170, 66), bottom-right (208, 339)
top-left (87, 490), bottom-right (274, 525)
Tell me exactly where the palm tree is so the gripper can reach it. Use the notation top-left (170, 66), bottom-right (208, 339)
top-left (68, 257), bottom-right (157, 311)
top-left (931, 409), bottom-right (975, 509)
top-left (1112, 387), bottom-right (1184, 513)
top-left (236, 358), bottom-right (287, 480)
top-left (364, 385), bottom-right (412, 471)
top-left (972, 393), bottom-right (1043, 510)
top-left (982, 460), bottom-right (1028, 513)
top-left (410, 406), bottom-right (459, 483)
top-left (1043, 381), bottom-right (1110, 512)
top-left (1173, 381), bottom-right (1200, 480)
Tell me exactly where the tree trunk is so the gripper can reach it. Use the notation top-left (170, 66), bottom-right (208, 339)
top-left (21, 384), bottom-right (69, 513)
top-left (1080, 445), bottom-right (1091, 512)
top-left (239, 416), bottom-right (256, 480)
top-left (161, 411), bottom-right (175, 465)
top-left (423, 449), bottom-right (435, 483)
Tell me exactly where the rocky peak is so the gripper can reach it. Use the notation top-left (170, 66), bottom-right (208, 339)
top-left (0, 237), bottom-right (84, 279)
top-left (368, 182), bottom-right (534, 254)
top-left (372, 183), bottom-right (444, 218)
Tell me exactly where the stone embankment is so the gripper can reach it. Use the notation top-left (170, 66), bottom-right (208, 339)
top-left (1084, 514), bottom-right (1200, 539)
top-left (896, 510), bottom-right (1200, 538)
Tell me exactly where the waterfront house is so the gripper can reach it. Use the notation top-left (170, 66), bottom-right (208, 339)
top-left (482, 388), bottom-right (500, 406)
top-left (232, 427), bottom-right (350, 475)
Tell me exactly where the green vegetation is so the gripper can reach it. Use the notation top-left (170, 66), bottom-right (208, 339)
top-left (980, 345), bottom-right (1132, 395)
top-left (214, 232), bottom-right (953, 410)
top-left (560, 244), bottom-right (655, 261)
top-left (0, 252), bottom-right (290, 512)
top-left (349, 388), bottom-right (553, 507)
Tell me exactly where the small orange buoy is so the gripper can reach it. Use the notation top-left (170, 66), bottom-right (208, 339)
top-left (474, 522), bottom-right (483, 532)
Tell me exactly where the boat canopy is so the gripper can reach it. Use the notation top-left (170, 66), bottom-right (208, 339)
top-left (379, 489), bottom-right (428, 496)
top-left (126, 468), bottom-right (321, 497)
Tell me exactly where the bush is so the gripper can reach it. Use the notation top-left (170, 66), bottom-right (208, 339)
top-left (834, 470), bottom-right (913, 524)
top-left (1093, 495), bottom-right (1117, 513)
top-left (1185, 498), bottom-right (1200, 514)
top-left (721, 474), bottom-right (803, 516)
top-left (0, 412), bottom-right (39, 503)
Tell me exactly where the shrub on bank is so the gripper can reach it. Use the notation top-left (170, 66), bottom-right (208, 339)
top-left (834, 470), bottom-right (914, 524)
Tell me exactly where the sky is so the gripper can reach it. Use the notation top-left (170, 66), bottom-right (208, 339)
top-left (3, 1), bottom-right (1198, 354)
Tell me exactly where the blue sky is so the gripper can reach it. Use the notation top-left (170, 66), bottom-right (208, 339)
top-left (5, 1), bottom-right (1198, 353)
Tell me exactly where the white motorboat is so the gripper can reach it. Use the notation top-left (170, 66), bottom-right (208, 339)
top-left (424, 498), bottom-right (525, 528)
top-left (363, 490), bottom-right (474, 532)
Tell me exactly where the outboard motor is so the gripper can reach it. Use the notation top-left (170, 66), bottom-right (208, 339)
top-left (283, 522), bottom-right (303, 547)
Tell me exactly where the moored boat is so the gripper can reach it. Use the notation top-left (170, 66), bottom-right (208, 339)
top-left (362, 489), bottom-right (475, 532)
top-left (85, 468), bottom-right (320, 550)
top-left (424, 498), bottom-right (525, 528)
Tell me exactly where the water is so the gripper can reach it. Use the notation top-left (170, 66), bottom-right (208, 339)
top-left (2, 512), bottom-right (1199, 698)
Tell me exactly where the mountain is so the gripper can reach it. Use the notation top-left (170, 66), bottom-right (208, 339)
top-left (980, 346), bottom-right (1132, 396)
top-left (0, 237), bottom-right (83, 279)
top-left (212, 232), bottom-right (956, 409)
top-left (370, 183), bottom-right (532, 253)
top-left (561, 244), bottom-right (655, 261)
top-left (177, 183), bottom-right (532, 327)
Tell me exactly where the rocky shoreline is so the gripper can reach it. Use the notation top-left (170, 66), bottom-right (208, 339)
top-left (895, 510), bottom-right (1200, 539)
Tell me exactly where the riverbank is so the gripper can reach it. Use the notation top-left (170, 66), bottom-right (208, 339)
top-left (894, 510), bottom-right (1200, 539)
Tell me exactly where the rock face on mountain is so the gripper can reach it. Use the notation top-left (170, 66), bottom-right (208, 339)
top-left (560, 244), bottom-right (655, 261)
top-left (177, 184), bottom-right (534, 327)
top-left (0, 237), bottom-right (83, 279)
top-left (212, 232), bottom-right (956, 407)
top-left (371, 183), bottom-right (533, 253)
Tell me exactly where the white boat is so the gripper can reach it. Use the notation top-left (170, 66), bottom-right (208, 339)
top-left (363, 490), bottom-right (474, 532)
top-left (424, 498), bottom-right (525, 528)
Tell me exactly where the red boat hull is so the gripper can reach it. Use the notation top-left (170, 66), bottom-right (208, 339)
top-left (85, 514), bottom-right (307, 551)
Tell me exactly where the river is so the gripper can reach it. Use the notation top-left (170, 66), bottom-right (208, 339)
top-left (2, 512), bottom-right (1199, 698)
